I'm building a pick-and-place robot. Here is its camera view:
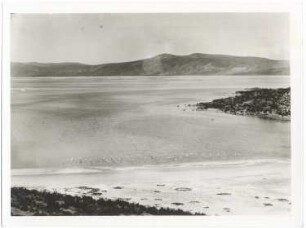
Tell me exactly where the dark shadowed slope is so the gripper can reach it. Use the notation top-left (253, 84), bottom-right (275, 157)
top-left (11, 53), bottom-right (289, 77)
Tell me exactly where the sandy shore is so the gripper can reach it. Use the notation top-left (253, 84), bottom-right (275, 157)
top-left (12, 159), bottom-right (290, 216)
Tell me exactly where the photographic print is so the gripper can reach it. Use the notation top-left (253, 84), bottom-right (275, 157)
top-left (10, 13), bottom-right (291, 216)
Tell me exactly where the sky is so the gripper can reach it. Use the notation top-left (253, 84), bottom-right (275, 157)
top-left (11, 13), bottom-right (289, 64)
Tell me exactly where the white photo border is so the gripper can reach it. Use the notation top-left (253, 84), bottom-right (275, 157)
top-left (1, 0), bottom-right (304, 227)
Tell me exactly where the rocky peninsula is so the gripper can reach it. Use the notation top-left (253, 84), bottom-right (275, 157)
top-left (196, 88), bottom-right (290, 120)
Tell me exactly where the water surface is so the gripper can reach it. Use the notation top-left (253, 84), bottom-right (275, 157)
top-left (11, 76), bottom-right (290, 168)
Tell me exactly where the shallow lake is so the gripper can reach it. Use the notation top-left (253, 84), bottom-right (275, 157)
top-left (11, 76), bottom-right (290, 168)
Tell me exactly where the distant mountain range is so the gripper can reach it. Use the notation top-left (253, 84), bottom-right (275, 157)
top-left (11, 53), bottom-right (289, 76)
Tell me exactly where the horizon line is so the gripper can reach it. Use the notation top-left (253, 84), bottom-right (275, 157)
top-left (11, 52), bottom-right (289, 65)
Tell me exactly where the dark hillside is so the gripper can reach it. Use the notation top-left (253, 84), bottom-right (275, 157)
top-left (11, 53), bottom-right (289, 76)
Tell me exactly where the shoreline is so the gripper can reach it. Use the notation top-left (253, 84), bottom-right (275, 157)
top-left (199, 108), bottom-right (290, 121)
top-left (12, 158), bottom-right (291, 216)
top-left (11, 158), bottom-right (289, 176)
top-left (12, 75), bottom-right (291, 79)
top-left (176, 103), bottom-right (290, 121)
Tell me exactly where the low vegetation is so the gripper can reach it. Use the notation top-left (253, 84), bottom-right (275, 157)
top-left (11, 187), bottom-right (204, 216)
top-left (196, 88), bottom-right (290, 120)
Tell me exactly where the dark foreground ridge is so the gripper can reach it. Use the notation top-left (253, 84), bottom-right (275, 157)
top-left (196, 88), bottom-right (290, 120)
top-left (11, 187), bottom-right (204, 216)
top-left (11, 53), bottom-right (289, 76)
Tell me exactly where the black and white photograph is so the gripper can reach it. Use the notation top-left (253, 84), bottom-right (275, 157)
top-left (8, 12), bottom-right (294, 217)
top-left (0, 1), bottom-right (303, 225)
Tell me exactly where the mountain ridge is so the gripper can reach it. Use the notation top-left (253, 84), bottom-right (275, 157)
top-left (11, 53), bottom-right (289, 76)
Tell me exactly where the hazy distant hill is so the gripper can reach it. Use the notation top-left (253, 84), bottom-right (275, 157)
top-left (11, 53), bottom-right (289, 77)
